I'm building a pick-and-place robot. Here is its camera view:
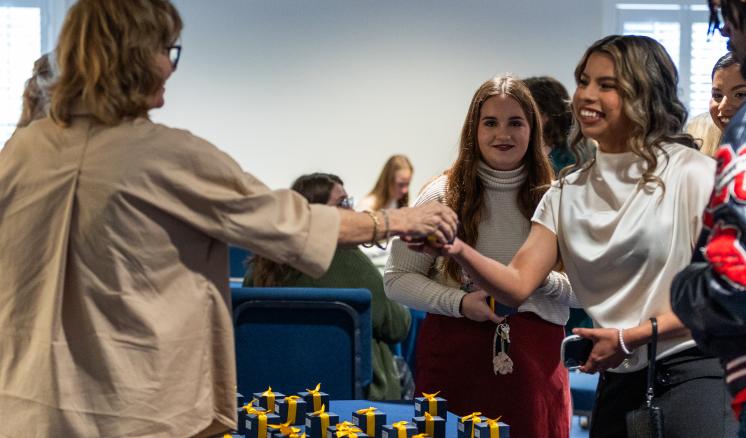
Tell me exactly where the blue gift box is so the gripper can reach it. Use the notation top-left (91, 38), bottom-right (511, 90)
top-left (473, 420), bottom-right (509, 438)
top-left (254, 388), bottom-right (286, 412)
top-left (305, 407), bottom-right (340, 438)
top-left (413, 414), bottom-right (446, 438)
top-left (352, 407), bottom-right (386, 438)
top-left (413, 393), bottom-right (447, 418)
top-left (298, 384), bottom-right (330, 413)
top-left (244, 409), bottom-right (282, 438)
top-left (456, 415), bottom-right (487, 438)
top-left (381, 422), bottom-right (418, 438)
top-left (274, 396), bottom-right (308, 425)
top-left (327, 422), bottom-right (369, 438)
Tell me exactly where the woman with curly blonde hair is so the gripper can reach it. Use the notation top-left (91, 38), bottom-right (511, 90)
top-left (430, 35), bottom-right (736, 437)
top-left (385, 75), bottom-right (574, 437)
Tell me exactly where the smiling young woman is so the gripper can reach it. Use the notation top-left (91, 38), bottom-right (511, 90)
top-left (385, 75), bottom-right (573, 438)
top-left (423, 35), bottom-right (736, 437)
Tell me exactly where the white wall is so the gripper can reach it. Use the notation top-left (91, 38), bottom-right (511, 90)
top-left (62, 0), bottom-right (608, 200)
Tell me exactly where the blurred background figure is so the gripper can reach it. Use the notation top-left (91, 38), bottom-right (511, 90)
top-left (246, 172), bottom-right (412, 401)
top-left (524, 76), bottom-right (575, 173)
top-left (16, 52), bottom-right (56, 129)
top-left (358, 154), bottom-right (414, 272)
top-left (358, 154), bottom-right (413, 211)
top-left (685, 52), bottom-right (746, 156)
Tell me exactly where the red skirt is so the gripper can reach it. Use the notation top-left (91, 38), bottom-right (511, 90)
top-left (415, 312), bottom-right (570, 438)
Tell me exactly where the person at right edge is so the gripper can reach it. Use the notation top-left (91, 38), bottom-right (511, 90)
top-left (671, 1), bottom-right (746, 436)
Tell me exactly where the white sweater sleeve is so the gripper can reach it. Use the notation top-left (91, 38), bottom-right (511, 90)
top-left (384, 237), bottom-right (466, 317)
top-left (383, 176), bottom-right (466, 317)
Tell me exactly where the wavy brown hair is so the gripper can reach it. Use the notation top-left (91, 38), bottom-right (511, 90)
top-left (442, 75), bottom-right (554, 284)
top-left (250, 173), bottom-right (344, 287)
top-left (50, 0), bottom-right (182, 126)
top-left (561, 35), bottom-right (697, 187)
top-left (366, 155), bottom-right (413, 210)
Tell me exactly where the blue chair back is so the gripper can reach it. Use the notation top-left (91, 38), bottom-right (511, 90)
top-left (229, 245), bottom-right (252, 280)
top-left (232, 287), bottom-right (372, 400)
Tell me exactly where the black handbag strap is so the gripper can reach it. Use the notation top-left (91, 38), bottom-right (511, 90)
top-left (645, 317), bottom-right (658, 407)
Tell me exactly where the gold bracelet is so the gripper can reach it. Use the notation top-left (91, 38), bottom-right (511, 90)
top-left (362, 210), bottom-right (379, 248)
top-left (375, 209), bottom-right (391, 250)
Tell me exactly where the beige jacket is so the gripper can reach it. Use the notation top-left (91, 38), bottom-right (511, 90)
top-left (0, 116), bottom-right (339, 437)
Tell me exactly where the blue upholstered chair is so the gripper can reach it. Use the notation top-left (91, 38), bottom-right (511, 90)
top-left (232, 287), bottom-right (372, 400)
top-left (228, 245), bottom-right (252, 281)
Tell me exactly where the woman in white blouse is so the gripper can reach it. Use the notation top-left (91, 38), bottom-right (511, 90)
top-left (385, 75), bottom-right (574, 438)
top-left (425, 35), bottom-right (736, 437)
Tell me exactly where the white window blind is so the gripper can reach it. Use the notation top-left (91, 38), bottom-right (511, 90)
top-left (689, 22), bottom-right (729, 115)
top-left (613, 2), bottom-right (730, 119)
top-left (0, 5), bottom-right (41, 146)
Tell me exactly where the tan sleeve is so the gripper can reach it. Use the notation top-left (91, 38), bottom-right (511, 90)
top-left (136, 127), bottom-right (340, 278)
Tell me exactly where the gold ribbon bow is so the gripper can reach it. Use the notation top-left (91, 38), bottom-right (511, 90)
top-left (306, 383), bottom-right (323, 412)
top-left (460, 412), bottom-right (482, 438)
top-left (421, 391), bottom-right (440, 415)
top-left (488, 297), bottom-right (496, 312)
top-left (284, 395), bottom-right (302, 424)
top-left (424, 412), bottom-right (435, 437)
top-left (485, 417), bottom-right (502, 438)
top-left (312, 404), bottom-right (330, 436)
top-left (243, 402), bottom-right (272, 438)
top-left (393, 421), bottom-right (409, 438)
top-left (336, 422), bottom-right (363, 438)
top-left (412, 434), bottom-right (428, 438)
top-left (262, 387), bottom-right (276, 411)
top-left (355, 407), bottom-right (378, 436)
top-left (269, 421), bottom-right (301, 438)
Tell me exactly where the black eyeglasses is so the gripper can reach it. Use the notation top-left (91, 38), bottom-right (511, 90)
top-left (167, 45), bottom-right (182, 70)
top-left (338, 196), bottom-right (354, 210)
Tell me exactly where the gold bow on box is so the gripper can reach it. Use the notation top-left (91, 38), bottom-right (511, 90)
top-left (482, 417), bottom-right (503, 438)
top-left (392, 421), bottom-right (411, 438)
top-left (311, 404), bottom-right (332, 437)
top-left (355, 407), bottom-right (380, 437)
top-left (305, 383), bottom-right (325, 412)
top-left (243, 399), bottom-right (275, 438)
top-left (269, 421), bottom-right (302, 438)
top-left (460, 412), bottom-right (483, 438)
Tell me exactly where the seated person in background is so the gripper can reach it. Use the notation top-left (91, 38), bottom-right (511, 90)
top-left (357, 154), bottom-right (415, 272)
top-left (686, 52), bottom-right (746, 156)
top-left (246, 172), bottom-right (412, 401)
top-left (16, 52), bottom-right (56, 128)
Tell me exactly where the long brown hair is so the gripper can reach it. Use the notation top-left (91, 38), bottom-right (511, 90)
top-left (367, 155), bottom-right (413, 210)
top-left (561, 35), bottom-right (697, 187)
top-left (251, 173), bottom-right (344, 286)
top-left (50, 0), bottom-right (182, 126)
top-left (17, 53), bottom-right (56, 128)
top-left (442, 75), bottom-right (554, 283)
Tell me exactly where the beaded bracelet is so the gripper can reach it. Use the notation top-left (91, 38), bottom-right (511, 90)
top-left (361, 210), bottom-right (379, 248)
top-left (618, 328), bottom-right (633, 356)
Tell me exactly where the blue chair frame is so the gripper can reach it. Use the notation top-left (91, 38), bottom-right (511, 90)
top-left (232, 287), bottom-right (372, 400)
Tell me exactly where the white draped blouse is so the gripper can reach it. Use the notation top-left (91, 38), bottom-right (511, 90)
top-left (532, 143), bottom-right (715, 372)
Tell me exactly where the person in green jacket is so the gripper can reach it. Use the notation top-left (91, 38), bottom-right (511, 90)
top-left (244, 172), bottom-right (412, 400)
